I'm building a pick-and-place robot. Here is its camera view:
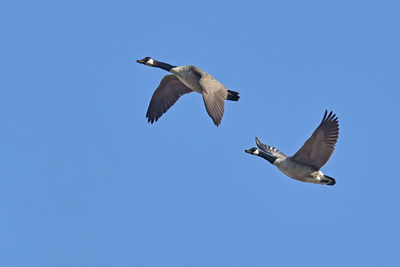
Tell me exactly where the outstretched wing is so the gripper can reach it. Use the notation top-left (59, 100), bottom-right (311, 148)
top-left (255, 137), bottom-right (287, 158)
top-left (199, 73), bottom-right (228, 126)
top-left (292, 110), bottom-right (339, 169)
top-left (146, 75), bottom-right (193, 123)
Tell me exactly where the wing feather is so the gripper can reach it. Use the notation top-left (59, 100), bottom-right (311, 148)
top-left (199, 74), bottom-right (228, 126)
top-left (292, 110), bottom-right (339, 169)
top-left (255, 137), bottom-right (287, 158)
top-left (146, 75), bottom-right (193, 123)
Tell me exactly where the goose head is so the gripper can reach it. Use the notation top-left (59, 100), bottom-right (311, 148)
top-left (245, 147), bottom-right (260, 155)
top-left (245, 147), bottom-right (277, 164)
top-left (137, 57), bottom-right (155, 66)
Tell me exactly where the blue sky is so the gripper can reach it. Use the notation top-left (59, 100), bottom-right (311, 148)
top-left (1, 0), bottom-right (399, 266)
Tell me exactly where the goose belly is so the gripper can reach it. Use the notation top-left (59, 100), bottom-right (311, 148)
top-left (274, 158), bottom-right (319, 182)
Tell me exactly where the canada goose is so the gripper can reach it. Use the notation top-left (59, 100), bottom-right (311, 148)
top-left (137, 57), bottom-right (239, 126)
top-left (245, 110), bottom-right (339, 186)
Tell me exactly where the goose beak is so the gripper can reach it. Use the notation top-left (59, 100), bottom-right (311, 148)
top-left (137, 59), bottom-right (145, 64)
top-left (245, 149), bottom-right (252, 154)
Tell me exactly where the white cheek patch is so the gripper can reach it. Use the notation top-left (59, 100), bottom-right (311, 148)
top-left (254, 149), bottom-right (260, 155)
top-left (146, 58), bottom-right (154, 65)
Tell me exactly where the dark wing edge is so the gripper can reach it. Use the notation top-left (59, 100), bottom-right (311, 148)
top-left (318, 110), bottom-right (339, 157)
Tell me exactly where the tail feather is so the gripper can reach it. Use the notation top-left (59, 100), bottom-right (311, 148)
top-left (227, 90), bottom-right (240, 101)
top-left (323, 175), bottom-right (336, 186)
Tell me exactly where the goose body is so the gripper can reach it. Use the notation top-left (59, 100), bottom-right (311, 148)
top-left (137, 57), bottom-right (239, 126)
top-left (245, 111), bottom-right (339, 186)
top-left (170, 66), bottom-right (204, 93)
top-left (274, 158), bottom-right (325, 184)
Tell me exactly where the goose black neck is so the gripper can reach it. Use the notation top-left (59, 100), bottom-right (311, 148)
top-left (153, 60), bottom-right (176, 71)
top-left (258, 151), bottom-right (277, 164)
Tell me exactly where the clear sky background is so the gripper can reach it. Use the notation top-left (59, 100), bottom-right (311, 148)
top-left (1, 0), bottom-right (399, 266)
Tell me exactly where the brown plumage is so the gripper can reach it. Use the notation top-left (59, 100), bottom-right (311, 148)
top-left (292, 110), bottom-right (339, 170)
top-left (146, 75), bottom-right (193, 123)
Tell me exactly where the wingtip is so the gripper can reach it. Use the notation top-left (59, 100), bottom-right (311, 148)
top-left (213, 119), bottom-right (221, 127)
top-left (212, 117), bottom-right (222, 126)
top-left (322, 110), bottom-right (328, 121)
top-left (322, 110), bottom-right (338, 122)
top-left (322, 110), bottom-right (338, 123)
top-left (327, 111), bottom-right (333, 120)
top-left (146, 116), bottom-right (156, 124)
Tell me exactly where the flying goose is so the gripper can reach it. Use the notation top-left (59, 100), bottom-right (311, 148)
top-left (245, 110), bottom-right (339, 186)
top-left (137, 57), bottom-right (239, 126)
